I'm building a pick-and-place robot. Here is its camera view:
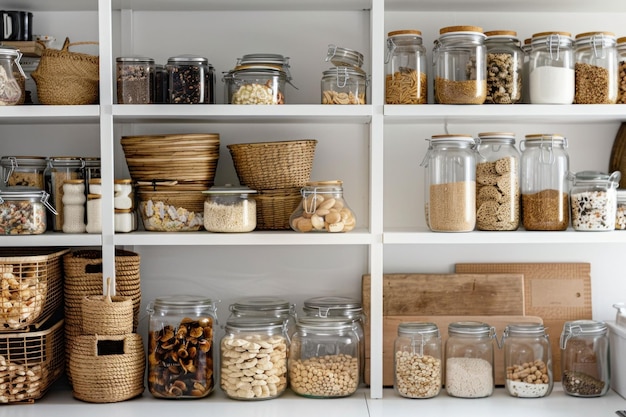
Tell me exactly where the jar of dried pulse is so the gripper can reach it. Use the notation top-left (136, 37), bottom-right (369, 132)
top-left (570, 170), bottom-right (620, 231)
top-left (574, 31), bottom-right (617, 104)
top-left (229, 295), bottom-right (297, 338)
top-left (385, 29), bottom-right (427, 104)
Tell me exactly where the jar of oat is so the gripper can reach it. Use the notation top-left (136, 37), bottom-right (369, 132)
top-left (290, 180), bottom-right (357, 232)
top-left (502, 323), bottom-right (553, 398)
top-left (0, 156), bottom-right (47, 189)
top-left (289, 317), bottom-right (360, 398)
top-left (0, 187), bottom-right (56, 235)
top-left (519, 134), bottom-right (570, 231)
top-left (393, 322), bottom-right (442, 399)
top-left (116, 56), bottom-right (155, 104)
top-left (44, 156), bottom-right (85, 231)
top-left (224, 65), bottom-right (286, 104)
top-left (484, 30), bottom-right (523, 104)
top-left (229, 295), bottom-right (297, 338)
top-left (529, 31), bottom-right (575, 104)
top-left (570, 170), bottom-right (620, 231)
top-left (203, 184), bottom-right (257, 232)
top-left (445, 321), bottom-right (496, 398)
top-left (422, 134), bottom-right (476, 232)
top-left (617, 37), bottom-right (626, 104)
top-left (321, 66), bottom-right (367, 104)
top-left (0, 46), bottom-right (24, 105)
top-left (220, 317), bottom-right (289, 400)
top-left (433, 25), bottom-right (487, 104)
top-left (616, 189), bottom-right (626, 229)
top-left (574, 32), bottom-right (618, 104)
top-left (475, 132), bottom-right (520, 231)
top-left (166, 55), bottom-right (213, 104)
top-left (385, 30), bottom-right (427, 104)
top-left (560, 320), bottom-right (610, 397)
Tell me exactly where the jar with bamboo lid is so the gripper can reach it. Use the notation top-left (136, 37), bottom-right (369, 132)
top-left (385, 29), bottom-right (427, 104)
top-left (574, 31), bottom-right (618, 104)
top-left (484, 30), bottom-right (523, 104)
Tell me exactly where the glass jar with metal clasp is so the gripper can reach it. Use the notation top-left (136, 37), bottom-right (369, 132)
top-left (570, 170), bottom-right (620, 231)
top-left (529, 31), bottom-right (575, 104)
top-left (0, 46), bottom-right (25, 105)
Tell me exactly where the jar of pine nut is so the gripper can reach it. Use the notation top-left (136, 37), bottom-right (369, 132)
top-left (618, 37), bottom-right (626, 104)
top-left (385, 29), bottom-right (427, 104)
top-left (529, 31), bottom-right (575, 104)
top-left (574, 32), bottom-right (618, 104)
top-left (321, 66), bottom-right (367, 104)
top-left (484, 30), bottom-right (523, 104)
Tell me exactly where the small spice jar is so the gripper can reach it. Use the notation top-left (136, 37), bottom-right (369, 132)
top-left (445, 321), bottom-right (496, 398)
top-left (484, 30), bottom-right (523, 104)
top-left (0, 46), bottom-right (24, 105)
top-left (114, 179), bottom-right (134, 210)
top-left (0, 156), bottom-right (47, 188)
top-left (116, 56), bottom-right (155, 104)
top-left (433, 25), bottom-right (487, 104)
top-left (560, 320), bottom-right (610, 397)
top-left (385, 29), bottom-right (427, 104)
top-left (0, 187), bottom-right (56, 235)
top-left (574, 32), bottom-right (618, 104)
top-left (502, 323), bottom-right (553, 398)
top-left (290, 180), bottom-right (357, 233)
top-left (618, 37), bottom-right (626, 104)
top-left (393, 322), bottom-right (442, 399)
top-left (61, 179), bottom-right (86, 233)
top-left (529, 31), bottom-right (575, 104)
top-left (616, 189), bottom-right (626, 229)
top-left (321, 66), bottom-right (367, 104)
top-left (115, 208), bottom-right (137, 233)
top-left (203, 184), bottom-right (257, 232)
top-left (166, 55), bottom-right (213, 104)
top-left (519, 134), bottom-right (570, 231)
top-left (85, 193), bottom-right (101, 234)
top-left (147, 295), bottom-right (217, 399)
top-left (570, 170), bottom-right (620, 231)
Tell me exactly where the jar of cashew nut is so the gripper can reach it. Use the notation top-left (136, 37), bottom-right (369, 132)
top-left (290, 180), bottom-right (356, 232)
top-left (224, 65), bottom-right (286, 104)
top-left (321, 66), bottom-right (367, 104)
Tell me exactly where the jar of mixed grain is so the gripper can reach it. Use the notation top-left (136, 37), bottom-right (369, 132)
top-left (321, 66), bottom-right (367, 104)
top-left (393, 322), bottom-right (442, 399)
top-left (290, 180), bottom-right (357, 232)
top-left (116, 56), bottom-right (155, 104)
top-left (166, 55), bottom-right (213, 104)
top-left (484, 30), bottom-right (523, 104)
top-left (0, 187), bottom-right (56, 235)
top-left (570, 170), bottom-right (620, 231)
top-left (44, 156), bottom-right (85, 231)
top-left (560, 320), bottom-right (610, 397)
top-left (229, 295), bottom-right (297, 338)
top-left (224, 65), bottom-right (286, 104)
top-left (502, 323), bottom-right (553, 398)
top-left (445, 321), bottom-right (496, 398)
top-left (0, 46), bottom-right (24, 105)
top-left (385, 30), bottom-right (427, 104)
top-left (574, 32), bottom-right (618, 104)
top-left (529, 31), bottom-right (575, 104)
top-left (0, 156), bottom-right (47, 189)
top-left (433, 25), bottom-right (487, 104)
top-left (203, 185), bottom-right (256, 232)
top-left (616, 189), bottom-right (626, 229)
top-left (618, 37), bottom-right (626, 104)
top-left (520, 134), bottom-right (570, 231)
top-left (422, 134), bottom-right (476, 232)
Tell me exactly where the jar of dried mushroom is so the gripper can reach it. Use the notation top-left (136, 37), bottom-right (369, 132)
top-left (0, 187), bottom-right (56, 235)
top-left (229, 296), bottom-right (297, 339)
top-left (203, 184), bottom-right (257, 232)
top-left (433, 25), bottom-right (487, 104)
top-left (617, 37), bottom-right (626, 104)
top-left (321, 66), bottom-right (367, 105)
top-left (502, 323), bottom-right (553, 398)
top-left (147, 294), bottom-right (217, 399)
top-left (574, 32), bottom-right (618, 104)
top-left (484, 30), bottom-right (523, 104)
top-left (393, 322), bottom-right (442, 399)
top-left (224, 65), bottom-right (286, 104)
top-left (519, 134), bottom-right (570, 231)
top-left (529, 31), bottom-right (575, 104)
top-left (422, 134), bottom-right (476, 232)
top-left (0, 46), bottom-right (24, 105)
top-left (385, 29), bottom-right (427, 104)
top-left (0, 156), bottom-right (47, 189)
top-left (166, 55), bottom-right (213, 104)
top-left (570, 170), bottom-right (620, 231)
top-left (44, 156), bottom-right (85, 232)
top-left (560, 320), bottom-right (610, 397)
top-left (290, 180), bottom-right (357, 232)
top-left (116, 56), bottom-right (155, 104)
top-left (475, 132), bottom-right (520, 231)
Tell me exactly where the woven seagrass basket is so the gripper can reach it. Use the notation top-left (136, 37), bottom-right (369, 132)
top-left (254, 188), bottom-right (302, 230)
top-left (81, 278), bottom-right (134, 335)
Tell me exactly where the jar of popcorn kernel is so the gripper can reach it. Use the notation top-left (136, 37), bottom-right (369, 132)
top-left (290, 180), bottom-right (357, 232)
top-left (321, 66), bottom-right (367, 104)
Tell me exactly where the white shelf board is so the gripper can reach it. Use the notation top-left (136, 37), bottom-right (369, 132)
top-left (0, 233), bottom-right (102, 247)
top-left (385, 0), bottom-right (626, 12)
top-left (0, 0), bottom-right (98, 11)
top-left (0, 106), bottom-right (100, 124)
top-left (112, 0), bottom-right (372, 12)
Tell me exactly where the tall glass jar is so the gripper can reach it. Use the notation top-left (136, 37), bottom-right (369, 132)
top-left (574, 31), bottom-right (618, 104)
top-left (229, 295), bottom-right (297, 338)
top-left (475, 132), bottom-right (521, 231)
top-left (385, 29), bottom-right (427, 104)
top-left (520, 134), bottom-right (570, 231)
top-left (290, 180), bottom-right (357, 233)
top-left (502, 323), bottom-right (553, 398)
top-left (146, 295), bottom-right (217, 399)
top-left (433, 25), bottom-right (487, 104)
top-left (570, 171), bottom-right (620, 231)
top-left (0, 47), bottom-right (24, 105)
top-left (484, 30), bottom-right (523, 104)
top-left (560, 320), bottom-right (610, 397)
top-left (0, 156), bottom-right (47, 188)
top-left (618, 37), bottom-right (626, 104)
top-left (44, 156), bottom-right (85, 231)
top-left (529, 31), bottom-right (575, 104)
top-left (422, 134), bottom-right (476, 232)
top-left (394, 322), bottom-right (442, 399)
top-left (321, 66), bottom-right (367, 105)
top-left (166, 55), bottom-right (212, 104)
top-left (116, 56), bottom-right (155, 104)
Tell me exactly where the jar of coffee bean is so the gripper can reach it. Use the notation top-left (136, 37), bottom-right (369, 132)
top-left (166, 55), bottom-right (213, 104)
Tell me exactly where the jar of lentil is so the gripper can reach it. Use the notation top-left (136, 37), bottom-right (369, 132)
top-left (0, 156), bottom-right (47, 189)
top-left (385, 29), bottom-right (427, 104)
top-left (116, 56), bottom-right (155, 104)
top-left (229, 295), bottom-right (297, 338)
top-left (220, 317), bottom-right (289, 400)
top-left (445, 321), bottom-right (496, 398)
top-left (202, 184), bottom-right (257, 232)
top-left (44, 156), bottom-right (85, 231)
top-left (519, 134), bottom-right (570, 231)
top-left (223, 65), bottom-right (286, 104)
top-left (574, 32), bottom-right (618, 104)
top-left (393, 322), bottom-right (442, 399)
top-left (0, 187), bottom-right (56, 235)
top-left (422, 134), bottom-right (476, 232)
top-left (484, 30), bottom-right (523, 104)
top-left (321, 66), bottom-right (367, 104)
top-left (616, 189), bottom-right (626, 229)
top-left (433, 25), bottom-right (487, 104)
top-left (529, 31), bottom-right (575, 104)
top-left (325, 44), bottom-right (364, 69)
top-left (502, 323), bottom-right (553, 398)
top-left (560, 320), bottom-right (610, 397)
top-left (618, 37), bottom-right (626, 104)
top-left (0, 46), bottom-right (24, 105)
top-left (147, 295), bottom-right (217, 399)
top-left (166, 55), bottom-right (213, 104)
top-left (290, 180), bottom-right (357, 232)
top-left (570, 170), bottom-right (620, 231)
top-left (289, 317), bottom-right (360, 398)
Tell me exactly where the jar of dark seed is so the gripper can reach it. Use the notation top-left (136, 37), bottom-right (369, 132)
top-left (484, 30), bottom-right (523, 104)
top-left (519, 134), bottom-right (570, 231)
top-left (617, 37), bottom-right (626, 104)
top-left (433, 25), bottom-right (487, 104)
top-left (560, 320), bottom-right (610, 397)
top-left (529, 31), bottom-right (574, 104)
top-left (116, 56), bottom-right (155, 104)
top-left (574, 31), bottom-right (617, 104)
top-left (570, 170), bottom-right (620, 231)
top-left (385, 29), bottom-right (427, 104)
top-left (166, 55), bottom-right (213, 104)
top-left (321, 66), bottom-right (367, 104)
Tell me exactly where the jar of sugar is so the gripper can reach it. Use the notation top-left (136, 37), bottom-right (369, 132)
top-left (529, 31), bottom-right (575, 104)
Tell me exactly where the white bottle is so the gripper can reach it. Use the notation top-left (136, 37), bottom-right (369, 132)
top-left (86, 193), bottom-right (102, 234)
top-left (62, 179), bottom-right (86, 233)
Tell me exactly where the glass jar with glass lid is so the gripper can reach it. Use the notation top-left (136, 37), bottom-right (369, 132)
top-left (290, 180), bottom-right (356, 232)
top-left (116, 56), bottom-right (155, 104)
top-left (224, 64), bottom-right (287, 104)
top-left (574, 31), bottom-right (618, 104)
top-left (0, 46), bottom-right (24, 105)
top-left (385, 29), bottom-right (427, 104)
top-left (484, 30), bottom-right (523, 104)
top-left (229, 295), bottom-right (297, 338)
top-left (570, 170), bottom-right (620, 231)
top-left (529, 31), bottom-right (575, 104)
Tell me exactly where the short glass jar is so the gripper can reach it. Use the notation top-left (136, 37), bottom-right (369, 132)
top-left (290, 180), bottom-right (356, 232)
top-left (570, 171), bottom-right (620, 231)
top-left (484, 30), bottom-right (523, 104)
top-left (0, 187), bottom-right (56, 235)
top-left (574, 31), bottom-right (618, 104)
top-left (618, 37), bottom-right (626, 104)
top-left (0, 156), bottom-right (47, 189)
top-left (229, 295), bottom-right (297, 338)
top-left (203, 185), bottom-right (257, 232)
top-left (529, 31), bottom-right (575, 104)
top-left (237, 53), bottom-right (294, 88)
top-left (0, 46), bottom-right (24, 105)
top-left (385, 29), bottom-right (427, 104)
top-left (616, 189), bottom-right (626, 229)
top-left (224, 65), bottom-right (286, 104)
top-left (321, 66), bottom-right (367, 104)
top-left (166, 55), bottom-right (213, 104)
top-left (116, 56), bottom-right (155, 104)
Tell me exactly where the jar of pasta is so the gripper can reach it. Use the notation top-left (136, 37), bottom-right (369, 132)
top-left (484, 30), bottom-right (523, 104)
top-left (321, 66), bottom-right (367, 104)
top-left (574, 32), bottom-right (618, 104)
top-left (0, 156), bottom-right (47, 189)
top-left (385, 29), bottom-right (427, 104)
top-left (529, 31), bottom-right (575, 104)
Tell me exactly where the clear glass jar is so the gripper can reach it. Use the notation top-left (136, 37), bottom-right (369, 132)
top-left (560, 320), bottom-right (610, 397)
top-left (289, 317), bottom-right (360, 398)
top-left (0, 187), bottom-right (56, 235)
top-left (203, 185), bottom-right (257, 232)
top-left (321, 66), bottom-right (367, 105)
top-left (393, 322), bottom-right (442, 399)
top-left (166, 55), bottom-right (213, 104)
top-left (325, 44), bottom-right (364, 69)
top-left (385, 29), bottom-right (427, 104)
top-left (0, 47), bottom-right (24, 105)
top-left (422, 134), bottom-right (476, 232)
top-left (618, 37), bottom-right (626, 104)
top-left (116, 56), bottom-right (155, 104)
top-left (520, 134), bottom-right (570, 231)
top-left (570, 171), bottom-right (620, 231)
top-left (521, 38), bottom-right (532, 103)
top-left (290, 180), bottom-right (356, 232)
top-left (237, 53), bottom-right (294, 89)
top-left (147, 295), bottom-right (217, 399)
top-left (62, 179), bottom-right (86, 233)
top-left (220, 317), bottom-right (289, 400)
top-left (445, 321), bottom-right (496, 398)
top-left (616, 189), bottom-right (626, 229)
top-left (574, 31), bottom-right (618, 104)
top-left (44, 156), bottom-right (85, 232)
top-left (529, 31), bottom-right (575, 104)
top-left (229, 295), bottom-right (297, 338)
top-left (484, 30), bottom-right (523, 104)
top-left (0, 156), bottom-right (47, 188)
top-left (475, 132), bottom-right (521, 231)
top-left (224, 65), bottom-right (286, 104)
top-left (502, 323), bottom-right (553, 398)
top-left (433, 25), bottom-right (487, 104)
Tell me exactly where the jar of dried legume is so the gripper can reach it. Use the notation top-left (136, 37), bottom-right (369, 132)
top-left (223, 64), bottom-right (287, 104)
top-left (385, 29), bottom-right (427, 104)
top-left (484, 30), bottom-right (523, 104)
top-left (570, 170), bottom-right (620, 231)
top-left (574, 31), bottom-right (618, 104)
top-left (0, 187), bottom-right (57, 235)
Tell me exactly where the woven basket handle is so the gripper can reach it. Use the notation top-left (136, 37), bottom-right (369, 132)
top-left (61, 37), bottom-right (99, 51)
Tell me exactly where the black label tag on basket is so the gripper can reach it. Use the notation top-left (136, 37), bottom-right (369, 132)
top-left (97, 340), bottom-right (124, 356)
top-left (85, 263), bottom-right (102, 274)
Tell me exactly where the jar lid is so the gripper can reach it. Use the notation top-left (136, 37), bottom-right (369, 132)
top-left (203, 184), bottom-right (257, 195)
top-left (303, 296), bottom-right (363, 318)
top-left (89, 178), bottom-right (102, 184)
top-left (167, 54), bottom-right (209, 64)
top-left (439, 25), bottom-right (484, 35)
top-left (305, 180), bottom-right (343, 187)
top-left (388, 29), bottom-right (422, 38)
top-left (0, 156), bottom-right (47, 168)
top-left (115, 208), bottom-right (133, 213)
top-left (0, 187), bottom-right (57, 214)
top-left (83, 157), bottom-right (100, 168)
top-left (478, 132), bottom-right (516, 141)
top-left (323, 66), bottom-right (366, 79)
top-left (326, 44), bottom-right (364, 69)
top-left (524, 133), bottom-right (567, 143)
top-left (115, 178), bottom-right (132, 184)
top-left (150, 294), bottom-right (216, 311)
top-left (398, 322), bottom-right (439, 336)
top-left (531, 31), bottom-right (573, 46)
top-left (430, 134), bottom-right (475, 144)
top-left (88, 193), bottom-right (102, 200)
top-left (532, 31), bottom-right (572, 39)
top-left (296, 316), bottom-right (356, 331)
top-left (504, 323), bottom-right (546, 336)
top-left (573, 170), bottom-right (621, 186)
top-left (224, 316), bottom-right (286, 332)
top-left (561, 320), bottom-right (608, 345)
top-left (227, 65), bottom-right (287, 79)
top-left (64, 179), bottom-right (84, 185)
top-left (238, 53), bottom-right (290, 66)
top-left (0, 46), bottom-right (20, 58)
top-left (575, 31), bottom-right (616, 41)
top-left (47, 156), bottom-right (85, 167)
top-left (116, 56), bottom-right (155, 63)
top-left (448, 321), bottom-right (492, 336)
top-left (618, 37), bottom-right (626, 45)
top-left (485, 30), bottom-right (518, 38)
top-left (230, 295), bottom-right (292, 312)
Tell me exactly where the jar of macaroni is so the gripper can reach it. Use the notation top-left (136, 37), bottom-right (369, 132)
top-left (290, 180), bottom-right (357, 232)
top-left (203, 184), bottom-right (257, 232)
top-left (224, 65), bottom-right (286, 104)
top-left (321, 66), bottom-right (367, 104)
top-left (484, 30), bottom-right (523, 104)
top-left (529, 31), bottom-right (575, 104)
top-left (385, 29), bottom-right (427, 104)
top-left (116, 56), bottom-right (155, 104)
top-left (229, 295), bottom-right (297, 338)
top-left (574, 32), bottom-right (617, 104)
top-left (0, 156), bottom-right (47, 188)
top-left (570, 170), bottom-right (620, 231)
top-left (166, 55), bottom-right (213, 104)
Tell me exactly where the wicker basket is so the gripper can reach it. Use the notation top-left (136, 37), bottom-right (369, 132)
top-left (31, 37), bottom-right (99, 105)
top-left (254, 188), bottom-right (302, 230)
top-left (137, 188), bottom-right (206, 231)
top-left (228, 139), bottom-right (317, 190)
top-left (81, 278), bottom-right (134, 335)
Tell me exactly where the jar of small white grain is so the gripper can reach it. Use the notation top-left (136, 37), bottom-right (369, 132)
top-left (203, 184), bottom-right (257, 232)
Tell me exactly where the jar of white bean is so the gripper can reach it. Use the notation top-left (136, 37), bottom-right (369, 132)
top-left (570, 170), bottom-right (620, 231)
top-left (229, 295), bottom-right (297, 338)
top-left (203, 185), bottom-right (257, 232)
